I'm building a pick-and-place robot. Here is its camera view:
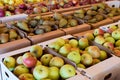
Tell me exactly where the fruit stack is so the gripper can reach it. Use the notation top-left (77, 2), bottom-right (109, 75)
top-left (73, 3), bottom-right (120, 28)
top-left (1, 43), bottom-right (79, 80)
top-left (74, 21), bottom-right (120, 57)
top-left (47, 37), bottom-right (112, 69)
top-left (0, 23), bottom-right (31, 54)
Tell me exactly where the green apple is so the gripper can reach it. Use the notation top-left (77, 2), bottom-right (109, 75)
top-left (69, 39), bottom-right (78, 47)
top-left (84, 33), bottom-right (94, 40)
top-left (77, 63), bottom-right (86, 69)
top-left (36, 60), bottom-right (42, 66)
top-left (112, 30), bottom-right (120, 40)
top-left (87, 46), bottom-right (100, 58)
top-left (13, 65), bottom-right (29, 77)
top-left (81, 51), bottom-right (89, 55)
top-left (3, 56), bottom-right (16, 71)
top-left (59, 44), bottom-right (71, 56)
top-left (109, 25), bottom-right (118, 31)
top-left (71, 47), bottom-right (80, 53)
top-left (30, 45), bottom-right (43, 58)
top-left (105, 37), bottom-right (115, 44)
top-left (33, 65), bottom-right (49, 80)
top-left (92, 59), bottom-right (100, 65)
top-left (16, 56), bottom-right (23, 65)
top-left (19, 73), bottom-right (35, 80)
top-left (48, 42), bottom-right (61, 52)
top-left (103, 42), bottom-right (114, 50)
top-left (94, 35), bottom-right (105, 44)
top-left (40, 54), bottom-right (53, 66)
top-left (93, 28), bottom-right (104, 36)
top-left (79, 38), bottom-right (89, 49)
top-left (48, 67), bottom-right (60, 80)
top-left (60, 64), bottom-right (76, 79)
top-left (55, 38), bottom-right (66, 47)
top-left (115, 40), bottom-right (120, 47)
top-left (67, 51), bottom-right (81, 64)
top-left (103, 33), bottom-right (111, 38)
top-left (5, 11), bottom-right (12, 16)
top-left (99, 50), bottom-right (108, 61)
top-left (81, 53), bottom-right (93, 66)
top-left (49, 57), bottom-right (64, 68)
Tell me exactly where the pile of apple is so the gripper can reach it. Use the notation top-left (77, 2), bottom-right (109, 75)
top-left (73, 3), bottom-right (120, 23)
top-left (12, 12), bottom-right (82, 36)
top-left (48, 37), bottom-right (108, 69)
top-left (3, 45), bottom-right (76, 80)
top-left (0, 25), bottom-right (22, 44)
top-left (0, 0), bottom-right (79, 17)
top-left (83, 24), bottom-right (120, 56)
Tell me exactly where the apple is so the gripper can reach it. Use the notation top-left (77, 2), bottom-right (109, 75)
top-left (14, 8), bottom-right (24, 14)
top-left (64, 0), bottom-right (69, 3)
top-left (5, 11), bottom-right (12, 16)
top-left (79, 0), bottom-right (90, 5)
top-left (48, 42), bottom-right (61, 52)
top-left (40, 54), bottom-right (53, 66)
top-left (33, 65), bottom-right (49, 80)
top-left (103, 42), bottom-right (114, 50)
top-left (59, 1), bottom-right (65, 7)
top-left (49, 57), bottom-right (64, 68)
top-left (92, 59), bottom-right (100, 65)
top-left (84, 33), bottom-right (94, 40)
top-left (103, 33), bottom-right (111, 38)
top-left (72, 0), bottom-right (78, 6)
top-left (0, 8), bottom-right (5, 17)
top-left (48, 66), bottom-right (59, 80)
top-left (114, 49), bottom-right (120, 57)
top-left (69, 39), bottom-right (78, 47)
top-left (105, 37), bottom-right (115, 44)
top-left (3, 56), bottom-right (16, 71)
top-left (99, 50), bottom-right (108, 61)
top-left (67, 51), bottom-right (81, 64)
top-left (19, 73), bottom-right (35, 80)
top-left (8, 5), bottom-right (15, 11)
top-left (93, 28), bottom-right (104, 36)
top-left (71, 47), bottom-right (80, 53)
top-left (16, 56), bottom-right (23, 65)
top-left (13, 65), bottom-right (29, 77)
top-left (112, 30), bottom-right (120, 40)
top-left (41, 6), bottom-right (48, 13)
top-left (33, 7), bottom-right (41, 14)
top-left (36, 60), bottom-right (42, 66)
top-left (115, 40), bottom-right (120, 47)
top-left (87, 46), bottom-right (100, 58)
top-left (55, 38), bottom-right (66, 47)
top-left (19, 4), bottom-right (27, 10)
top-left (77, 63), bottom-right (86, 69)
top-left (22, 52), bottom-right (37, 68)
top-left (79, 38), bottom-right (89, 49)
top-left (59, 44), bottom-right (71, 56)
top-left (94, 35), bottom-right (105, 44)
top-left (60, 64), bottom-right (76, 79)
top-left (109, 25), bottom-right (118, 31)
top-left (81, 53), bottom-right (93, 66)
top-left (30, 45), bottom-right (43, 58)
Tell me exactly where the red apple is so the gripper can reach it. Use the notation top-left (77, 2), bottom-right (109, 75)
top-left (14, 8), bottom-right (24, 14)
top-left (22, 52), bottom-right (37, 68)
top-left (19, 4), bottom-right (27, 10)
top-left (103, 42), bottom-right (114, 50)
top-left (79, 0), bottom-right (90, 5)
top-left (0, 8), bottom-right (5, 17)
top-left (93, 28), bottom-right (104, 36)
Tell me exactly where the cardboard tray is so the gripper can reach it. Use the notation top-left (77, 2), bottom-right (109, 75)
top-left (90, 18), bottom-right (114, 29)
top-left (39, 35), bottom-right (120, 80)
top-left (111, 15), bottom-right (120, 22)
top-left (28, 29), bottom-right (65, 45)
top-left (0, 23), bottom-right (31, 54)
top-left (61, 24), bottom-right (91, 35)
top-left (0, 35), bottom-right (82, 80)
